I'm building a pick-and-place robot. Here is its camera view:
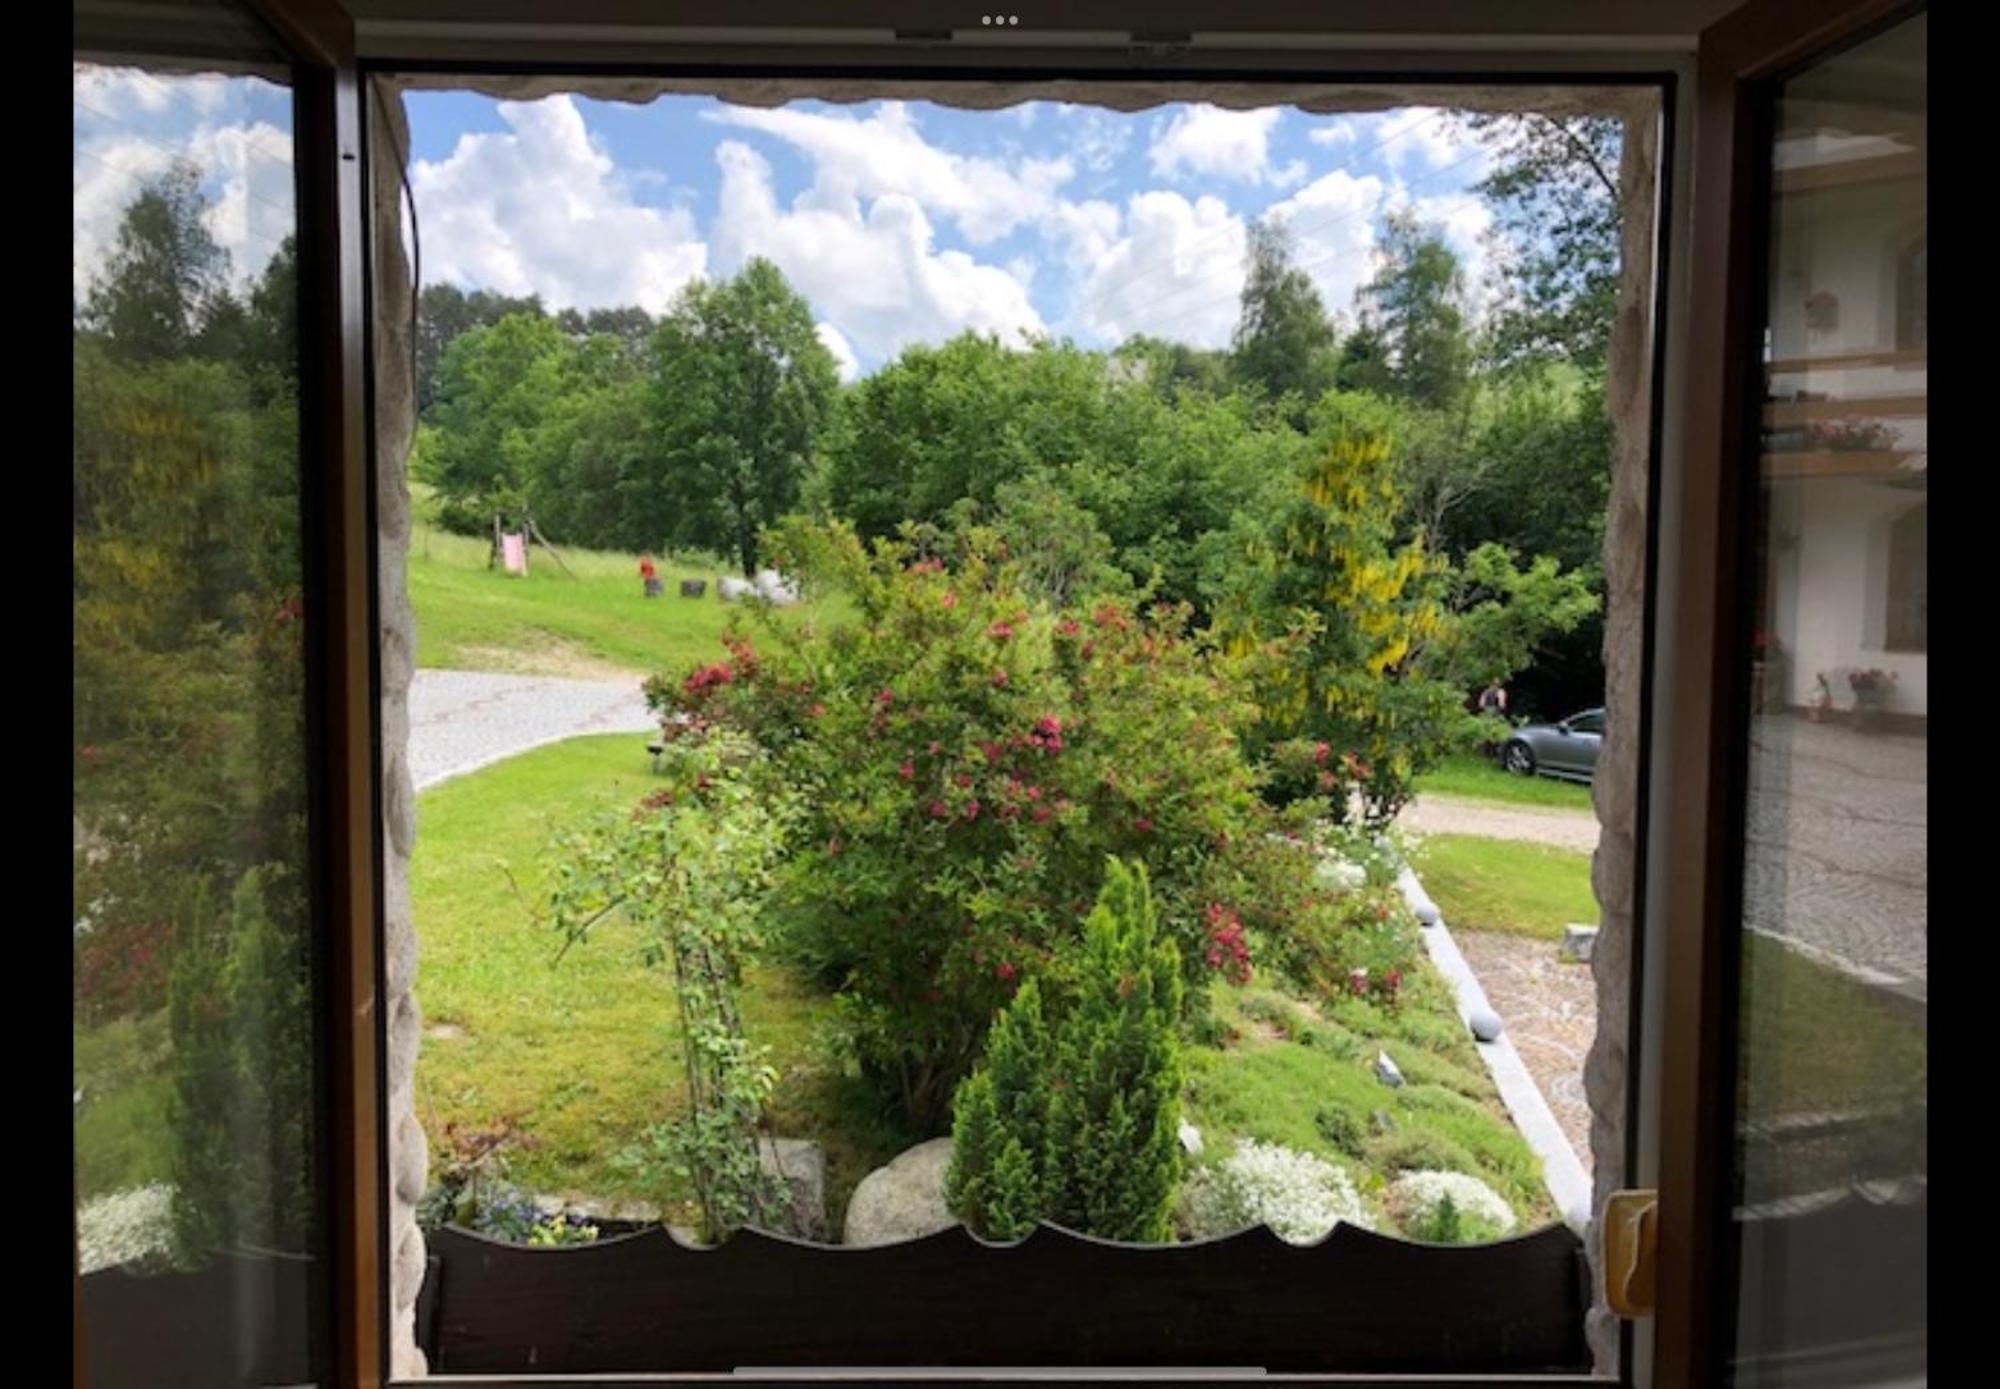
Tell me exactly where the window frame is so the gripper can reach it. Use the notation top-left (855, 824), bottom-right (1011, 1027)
top-left (245, 7), bottom-right (1697, 1386)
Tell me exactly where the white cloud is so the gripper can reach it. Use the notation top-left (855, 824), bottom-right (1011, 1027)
top-left (1054, 104), bottom-right (1136, 175)
top-left (411, 95), bottom-right (707, 314)
top-left (1264, 167), bottom-right (1393, 324)
top-left (1064, 190), bottom-right (1248, 348)
top-left (74, 135), bottom-right (174, 299)
top-left (710, 139), bottom-right (1044, 368)
top-left (1148, 104), bottom-right (1303, 188)
top-left (1310, 108), bottom-right (1492, 182)
top-left (816, 321), bottom-right (861, 383)
top-left (706, 101), bottom-right (1073, 245)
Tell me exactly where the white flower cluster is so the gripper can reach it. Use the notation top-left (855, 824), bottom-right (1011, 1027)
top-left (76, 1183), bottom-right (178, 1273)
top-left (1386, 1169), bottom-right (1518, 1237)
top-left (1182, 1139), bottom-right (1374, 1244)
top-left (1314, 853), bottom-right (1368, 893)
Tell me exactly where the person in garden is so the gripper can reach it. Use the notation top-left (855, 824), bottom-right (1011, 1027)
top-left (640, 554), bottom-right (662, 599)
top-left (1478, 680), bottom-right (1508, 718)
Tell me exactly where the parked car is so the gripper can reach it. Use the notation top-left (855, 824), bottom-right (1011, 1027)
top-left (1500, 707), bottom-right (1604, 783)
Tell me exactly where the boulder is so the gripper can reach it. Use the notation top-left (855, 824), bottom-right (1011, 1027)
top-left (759, 1136), bottom-right (828, 1240)
top-left (842, 1137), bottom-right (957, 1247)
top-left (1561, 924), bottom-right (1599, 963)
top-left (717, 575), bottom-right (755, 603)
top-left (1468, 1006), bottom-right (1504, 1043)
top-left (679, 578), bottom-right (707, 598)
top-left (753, 568), bottom-right (800, 605)
top-left (1374, 1051), bottom-right (1406, 1088)
top-left (1178, 1121), bottom-right (1204, 1157)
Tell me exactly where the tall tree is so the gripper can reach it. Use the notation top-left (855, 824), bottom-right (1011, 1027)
top-left (1231, 216), bottom-right (1339, 408)
top-left (1461, 113), bottom-right (1623, 374)
top-left (647, 259), bottom-right (838, 576)
top-left (83, 160), bottom-right (228, 362)
top-left (415, 282), bottom-right (547, 416)
top-left (1355, 211), bottom-right (1475, 413)
top-left (420, 311), bottom-right (572, 531)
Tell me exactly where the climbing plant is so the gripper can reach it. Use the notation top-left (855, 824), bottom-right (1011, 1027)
top-left (546, 730), bottom-right (797, 1240)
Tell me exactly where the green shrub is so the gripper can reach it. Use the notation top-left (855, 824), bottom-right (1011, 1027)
top-left (947, 859), bottom-right (1185, 1243)
top-left (1366, 1128), bottom-right (1480, 1178)
top-left (1313, 1103), bottom-right (1369, 1157)
top-left (655, 520), bottom-right (1280, 1127)
top-left (167, 864), bottom-right (314, 1261)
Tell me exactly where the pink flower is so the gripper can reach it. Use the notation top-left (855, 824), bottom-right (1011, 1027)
top-left (955, 773), bottom-right (974, 789)
top-left (992, 669), bottom-right (1010, 687)
top-left (900, 759), bottom-right (915, 781)
top-left (987, 621), bottom-right (1016, 641)
top-left (964, 799), bottom-right (982, 821)
top-left (941, 590), bottom-right (958, 609)
top-left (1032, 805), bottom-right (1052, 824)
top-left (1314, 741), bottom-right (1331, 766)
top-left (929, 800), bottom-right (950, 820)
top-left (1058, 619), bottom-right (1081, 638)
top-left (996, 961), bottom-right (1017, 982)
top-left (1133, 817), bottom-right (1154, 834)
top-left (877, 688), bottom-right (895, 706)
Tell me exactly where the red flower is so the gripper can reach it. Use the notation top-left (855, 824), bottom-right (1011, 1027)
top-left (900, 759), bottom-right (915, 781)
top-left (992, 669), bottom-right (1009, 687)
top-left (1032, 804), bottom-right (1052, 824)
top-left (941, 589), bottom-right (958, 609)
top-left (1058, 619), bottom-right (1081, 638)
top-left (955, 773), bottom-right (974, 789)
top-left (987, 621), bottom-right (1016, 641)
top-left (964, 799), bottom-right (982, 821)
top-left (1313, 741), bottom-right (1331, 765)
top-left (929, 800), bottom-right (951, 820)
top-left (996, 961), bottom-right (1017, 982)
top-left (1132, 817), bottom-right (1153, 834)
top-left (877, 688), bottom-right (895, 706)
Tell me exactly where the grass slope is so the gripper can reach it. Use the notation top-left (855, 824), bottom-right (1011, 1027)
top-left (407, 493), bottom-right (837, 678)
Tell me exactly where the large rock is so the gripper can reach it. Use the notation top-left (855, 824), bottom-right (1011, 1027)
top-left (753, 569), bottom-right (800, 605)
top-left (842, 1137), bottom-right (957, 1247)
top-left (717, 575), bottom-right (755, 603)
top-left (760, 1136), bottom-right (828, 1240)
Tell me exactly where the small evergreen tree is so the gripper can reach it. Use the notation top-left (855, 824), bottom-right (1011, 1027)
top-left (945, 859), bottom-right (1184, 1243)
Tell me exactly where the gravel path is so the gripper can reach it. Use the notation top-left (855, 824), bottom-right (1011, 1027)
top-left (409, 670), bottom-right (657, 792)
top-left (1450, 930), bottom-right (1597, 1175)
top-left (1398, 793), bottom-right (1601, 854)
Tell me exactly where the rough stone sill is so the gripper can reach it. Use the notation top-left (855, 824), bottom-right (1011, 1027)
top-left (1395, 863), bottom-right (1594, 1233)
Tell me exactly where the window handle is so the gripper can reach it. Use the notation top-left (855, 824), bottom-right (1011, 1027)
top-left (1603, 1189), bottom-right (1658, 1318)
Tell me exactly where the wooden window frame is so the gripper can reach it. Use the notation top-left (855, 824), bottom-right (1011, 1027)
top-left (237, 5), bottom-right (1710, 1386)
top-left (1650, 3), bottom-right (1925, 1388)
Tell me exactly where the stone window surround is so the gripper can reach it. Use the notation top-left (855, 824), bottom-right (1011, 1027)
top-left (367, 73), bottom-right (1664, 1379)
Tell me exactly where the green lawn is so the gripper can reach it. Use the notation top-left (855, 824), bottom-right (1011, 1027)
top-left (412, 733), bottom-right (910, 1229)
top-left (1410, 833), bottom-right (1600, 940)
top-left (415, 733), bottom-right (1555, 1236)
top-left (1414, 754), bottom-right (1595, 810)
top-left (74, 1012), bottom-right (174, 1200)
top-left (407, 495), bottom-right (839, 678)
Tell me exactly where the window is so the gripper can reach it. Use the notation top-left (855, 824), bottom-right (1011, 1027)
top-left (1896, 232), bottom-right (1927, 351)
top-left (73, 5), bottom-right (330, 1385)
top-left (1885, 501), bottom-right (1927, 651)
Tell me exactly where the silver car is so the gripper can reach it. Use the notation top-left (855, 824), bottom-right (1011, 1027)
top-left (1501, 707), bottom-right (1604, 783)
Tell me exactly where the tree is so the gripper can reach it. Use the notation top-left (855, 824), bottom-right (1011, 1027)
top-left (82, 161), bottom-right (228, 363)
top-left (415, 283), bottom-right (547, 415)
top-left (648, 259), bottom-right (838, 576)
top-left (420, 311), bottom-right (573, 533)
top-left (1231, 216), bottom-right (1339, 408)
top-left (1354, 211), bottom-right (1475, 414)
top-left (947, 859), bottom-right (1184, 1244)
top-left (1461, 114), bottom-right (1623, 374)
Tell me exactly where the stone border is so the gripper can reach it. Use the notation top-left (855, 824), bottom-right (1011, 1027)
top-left (1395, 865), bottom-right (1593, 1233)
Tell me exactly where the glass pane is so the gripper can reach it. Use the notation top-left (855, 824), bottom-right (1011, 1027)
top-left (1735, 11), bottom-right (1926, 1383)
top-left (73, 4), bottom-right (323, 1384)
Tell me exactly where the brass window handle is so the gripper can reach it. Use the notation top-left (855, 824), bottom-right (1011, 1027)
top-left (1603, 1189), bottom-right (1658, 1318)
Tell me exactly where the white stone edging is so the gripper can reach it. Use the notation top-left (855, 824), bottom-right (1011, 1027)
top-left (1395, 863), bottom-right (1593, 1233)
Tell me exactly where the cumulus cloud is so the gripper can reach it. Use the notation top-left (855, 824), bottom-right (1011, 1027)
top-left (411, 95), bottom-right (707, 314)
top-left (709, 139), bottom-right (1043, 368)
top-left (1148, 104), bottom-right (1304, 188)
top-left (706, 101), bottom-right (1073, 246)
top-left (1309, 108), bottom-right (1492, 183)
top-left (1263, 167), bottom-right (1393, 326)
top-left (1063, 190), bottom-right (1248, 349)
top-left (1053, 104), bottom-right (1136, 175)
top-left (816, 321), bottom-right (861, 383)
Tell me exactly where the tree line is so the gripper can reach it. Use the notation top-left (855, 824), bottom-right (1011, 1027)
top-left (416, 113), bottom-right (1619, 715)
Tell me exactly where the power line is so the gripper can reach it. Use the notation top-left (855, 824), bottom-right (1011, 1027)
top-left (1073, 107), bottom-right (1464, 324)
top-left (1101, 137), bottom-right (1495, 346)
top-left (73, 94), bottom-right (298, 226)
top-left (73, 145), bottom-right (292, 268)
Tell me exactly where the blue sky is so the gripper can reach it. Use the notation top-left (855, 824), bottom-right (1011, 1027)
top-left (76, 67), bottom-right (1504, 380)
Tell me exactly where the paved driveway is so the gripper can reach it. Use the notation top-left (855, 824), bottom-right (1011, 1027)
top-left (408, 670), bottom-right (656, 792)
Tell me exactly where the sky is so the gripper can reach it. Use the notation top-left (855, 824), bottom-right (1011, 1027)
top-left (75, 66), bottom-right (1505, 381)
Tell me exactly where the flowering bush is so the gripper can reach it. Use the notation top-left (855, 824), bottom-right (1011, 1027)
top-left (1181, 1139), bottom-right (1374, 1244)
top-left (651, 520), bottom-right (1283, 1126)
top-left (1386, 1169), bottom-right (1517, 1243)
top-left (77, 1183), bottom-right (178, 1273)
